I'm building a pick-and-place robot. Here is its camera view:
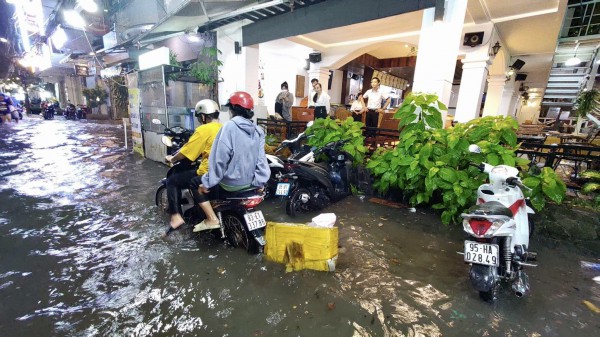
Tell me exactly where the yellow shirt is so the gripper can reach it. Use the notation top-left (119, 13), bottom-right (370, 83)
top-left (178, 122), bottom-right (222, 176)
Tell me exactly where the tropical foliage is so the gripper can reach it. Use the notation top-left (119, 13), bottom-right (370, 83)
top-left (366, 92), bottom-right (566, 224)
top-left (304, 117), bottom-right (367, 165)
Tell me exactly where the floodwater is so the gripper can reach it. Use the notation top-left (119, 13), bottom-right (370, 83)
top-left (0, 117), bottom-right (599, 337)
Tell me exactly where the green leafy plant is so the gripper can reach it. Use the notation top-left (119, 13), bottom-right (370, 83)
top-left (304, 117), bottom-right (366, 165)
top-left (521, 167), bottom-right (567, 210)
top-left (189, 46), bottom-right (223, 87)
top-left (574, 88), bottom-right (599, 118)
top-left (366, 92), bottom-right (543, 224)
top-left (81, 85), bottom-right (109, 112)
top-left (580, 170), bottom-right (600, 206)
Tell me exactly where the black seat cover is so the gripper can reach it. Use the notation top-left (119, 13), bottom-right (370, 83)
top-left (466, 201), bottom-right (512, 218)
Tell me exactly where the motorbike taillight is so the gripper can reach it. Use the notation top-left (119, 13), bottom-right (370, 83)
top-left (469, 219), bottom-right (493, 236)
top-left (241, 196), bottom-right (263, 209)
top-left (284, 162), bottom-right (296, 170)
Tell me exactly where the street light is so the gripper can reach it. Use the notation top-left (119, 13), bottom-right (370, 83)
top-left (490, 42), bottom-right (501, 56)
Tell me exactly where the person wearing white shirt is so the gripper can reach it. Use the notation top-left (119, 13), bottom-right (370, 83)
top-left (311, 82), bottom-right (331, 119)
top-left (307, 78), bottom-right (319, 108)
top-left (360, 77), bottom-right (390, 136)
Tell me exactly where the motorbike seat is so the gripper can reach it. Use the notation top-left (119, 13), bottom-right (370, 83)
top-left (223, 187), bottom-right (262, 198)
top-left (465, 201), bottom-right (513, 218)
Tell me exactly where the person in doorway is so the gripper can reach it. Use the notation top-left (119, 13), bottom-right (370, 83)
top-left (350, 93), bottom-right (364, 122)
top-left (311, 82), bottom-right (331, 119)
top-left (162, 99), bottom-right (222, 237)
top-left (360, 77), bottom-right (390, 137)
top-left (190, 91), bottom-right (270, 232)
top-left (307, 78), bottom-right (319, 108)
top-left (275, 81), bottom-right (294, 121)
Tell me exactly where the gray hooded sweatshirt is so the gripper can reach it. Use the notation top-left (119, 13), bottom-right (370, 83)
top-left (201, 116), bottom-right (270, 189)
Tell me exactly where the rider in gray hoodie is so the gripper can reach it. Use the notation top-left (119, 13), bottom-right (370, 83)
top-left (190, 91), bottom-right (270, 232)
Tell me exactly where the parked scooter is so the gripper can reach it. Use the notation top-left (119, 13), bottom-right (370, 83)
top-left (152, 119), bottom-right (267, 253)
top-left (275, 139), bottom-right (355, 216)
top-left (76, 104), bottom-right (88, 119)
top-left (460, 144), bottom-right (536, 302)
top-left (265, 121), bottom-right (315, 196)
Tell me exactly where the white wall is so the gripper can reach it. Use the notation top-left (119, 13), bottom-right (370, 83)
top-left (516, 97), bottom-right (541, 124)
top-left (329, 69), bottom-right (343, 104)
top-left (259, 39), bottom-right (312, 114)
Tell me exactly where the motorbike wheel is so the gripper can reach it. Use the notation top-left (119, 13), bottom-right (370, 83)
top-left (222, 213), bottom-right (258, 254)
top-left (155, 186), bottom-right (169, 215)
top-left (286, 187), bottom-right (311, 217)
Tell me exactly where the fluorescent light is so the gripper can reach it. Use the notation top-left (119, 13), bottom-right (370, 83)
top-left (51, 25), bottom-right (67, 49)
top-left (78, 0), bottom-right (98, 13)
top-left (565, 56), bottom-right (581, 66)
top-left (64, 10), bottom-right (86, 29)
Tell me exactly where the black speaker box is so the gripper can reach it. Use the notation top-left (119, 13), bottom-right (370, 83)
top-left (309, 52), bottom-right (321, 63)
top-left (463, 32), bottom-right (484, 47)
top-left (234, 41), bottom-right (241, 54)
top-left (512, 59), bottom-right (526, 70)
top-left (515, 73), bottom-right (527, 81)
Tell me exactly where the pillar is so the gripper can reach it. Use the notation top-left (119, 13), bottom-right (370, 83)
top-left (454, 57), bottom-right (490, 123)
top-left (412, 0), bottom-right (468, 127)
top-left (482, 75), bottom-right (516, 117)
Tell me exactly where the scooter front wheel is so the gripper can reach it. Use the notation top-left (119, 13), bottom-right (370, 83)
top-left (222, 213), bottom-right (258, 254)
top-left (155, 186), bottom-right (169, 215)
top-left (286, 187), bottom-right (311, 217)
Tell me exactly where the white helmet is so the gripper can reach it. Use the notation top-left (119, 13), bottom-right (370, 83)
top-left (194, 99), bottom-right (220, 116)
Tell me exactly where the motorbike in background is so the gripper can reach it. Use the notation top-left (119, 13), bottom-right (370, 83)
top-left (65, 104), bottom-right (77, 120)
top-left (152, 119), bottom-right (267, 254)
top-left (76, 104), bottom-right (88, 119)
top-left (265, 121), bottom-right (315, 196)
top-left (275, 139), bottom-right (355, 216)
top-left (43, 104), bottom-right (55, 120)
top-left (460, 144), bottom-right (537, 302)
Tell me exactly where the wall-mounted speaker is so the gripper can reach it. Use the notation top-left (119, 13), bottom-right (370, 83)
top-left (512, 59), bottom-right (526, 70)
top-left (515, 73), bottom-right (528, 81)
top-left (463, 32), bottom-right (484, 47)
top-left (234, 41), bottom-right (241, 54)
top-left (309, 52), bottom-right (321, 63)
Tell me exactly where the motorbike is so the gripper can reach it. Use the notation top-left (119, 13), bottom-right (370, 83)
top-left (151, 118), bottom-right (192, 155)
top-left (43, 105), bottom-right (55, 120)
top-left (65, 104), bottom-right (77, 120)
top-left (265, 121), bottom-right (315, 196)
top-left (152, 119), bottom-right (267, 254)
top-left (460, 144), bottom-right (537, 302)
top-left (76, 104), bottom-right (88, 119)
top-left (274, 139), bottom-right (355, 216)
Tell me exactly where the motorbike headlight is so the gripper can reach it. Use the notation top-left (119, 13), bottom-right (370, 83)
top-left (161, 136), bottom-right (173, 147)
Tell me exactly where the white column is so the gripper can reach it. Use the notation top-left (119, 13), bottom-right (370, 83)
top-left (482, 75), bottom-right (513, 117)
top-left (309, 66), bottom-right (331, 95)
top-left (508, 91), bottom-right (520, 119)
top-left (454, 57), bottom-right (490, 123)
top-left (412, 0), bottom-right (468, 127)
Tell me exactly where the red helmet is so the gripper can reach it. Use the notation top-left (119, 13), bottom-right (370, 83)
top-left (226, 91), bottom-right (254, 110)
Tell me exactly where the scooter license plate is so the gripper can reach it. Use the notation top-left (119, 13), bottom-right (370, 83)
top-left (275, 183), bottom-right (291, 196)
top-left (244, 210), bottom-right (267, 231)
top-left (464, 240), bottom-right (499, 267)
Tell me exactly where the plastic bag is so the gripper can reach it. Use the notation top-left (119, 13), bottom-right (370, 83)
top-left (309, 213), bottom-right (336, 228)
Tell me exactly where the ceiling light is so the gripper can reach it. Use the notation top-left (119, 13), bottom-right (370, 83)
top-left (51, 25), bottom-right (67, 49)
top-left (565, 56), bottom-right (581, 66)
top-left (64, 10), bottom-right (86, 29)
top-left (0, 37), bottom-right (8, 43)
top-left (78, 0), bottom-right (98, 13)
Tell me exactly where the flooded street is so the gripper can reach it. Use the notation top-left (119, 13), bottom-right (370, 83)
top-left (1, 117), bottom-right (599, 337)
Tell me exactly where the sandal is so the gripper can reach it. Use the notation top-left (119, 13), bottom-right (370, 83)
top-left (193, 220), bottom-right (221, 232)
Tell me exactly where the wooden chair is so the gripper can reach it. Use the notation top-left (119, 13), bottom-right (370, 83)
top-left (334, 108), bottom-right (351, 120)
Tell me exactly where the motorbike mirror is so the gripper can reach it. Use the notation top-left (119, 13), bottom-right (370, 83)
top-left (161, 136), bottom-right (173, 147)
top-left (306, 121), bottom-right (314, 128)
top-left (468, 144), bottom-right (482, 154)
top-left (151, 119), bottom-right (163, 125)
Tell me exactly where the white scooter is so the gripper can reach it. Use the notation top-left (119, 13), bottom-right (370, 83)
top-left (460, 144), bottom-right (537, 302)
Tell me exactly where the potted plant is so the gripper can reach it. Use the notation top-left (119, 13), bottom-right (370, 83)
top-left (572, 88), bottom-right (599, 134)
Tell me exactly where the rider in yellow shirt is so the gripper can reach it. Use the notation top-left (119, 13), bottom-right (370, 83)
top-left (163, 99), bottom-right (222, 236)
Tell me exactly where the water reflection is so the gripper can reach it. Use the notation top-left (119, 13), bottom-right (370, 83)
top-left (0, 118), bottom-right (598, 337)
